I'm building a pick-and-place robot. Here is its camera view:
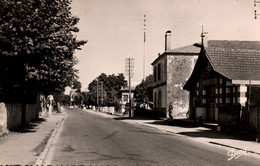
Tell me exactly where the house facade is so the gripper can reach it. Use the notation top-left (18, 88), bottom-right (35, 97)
top-left (184, 40), bottom-right (260, 132)
top-left (151, 31), bottom-right (200, 118)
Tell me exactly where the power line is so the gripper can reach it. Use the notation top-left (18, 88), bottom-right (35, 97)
top-left (174, 0), bottom-right (226, 35)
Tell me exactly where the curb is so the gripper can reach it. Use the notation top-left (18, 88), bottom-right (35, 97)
top-left (34, 113), bottom-right (65, 165)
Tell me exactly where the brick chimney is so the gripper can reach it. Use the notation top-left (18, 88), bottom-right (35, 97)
top-left (165, 30), bottom-right (171, 51)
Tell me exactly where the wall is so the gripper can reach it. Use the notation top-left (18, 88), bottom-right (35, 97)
top-left (153, 56), bottom-right (167, 87)
top-left (6, 103), bottom-right (22, 131)
top-left (154, 85), bottom-right (167, 108)
top-left (167, 55), bottom-right (197, 118)
top-left (0, 103), bottom-right (8, 134)
top-left (100, 106), bottom-right (115, 115)
top-left (153, 55), bottom-right (167, 116)
top-left (2, 103), bottom-right (39, 131)
top-left (26, 104), bottom-right (38, 123)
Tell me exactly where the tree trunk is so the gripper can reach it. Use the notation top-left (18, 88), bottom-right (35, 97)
top-left (57, 101), bottom-right (61, 113)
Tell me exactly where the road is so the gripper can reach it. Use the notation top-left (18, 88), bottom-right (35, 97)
top-left (46, 108), bottom-right (260, 165)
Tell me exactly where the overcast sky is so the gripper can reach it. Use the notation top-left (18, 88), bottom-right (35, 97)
top-left (70, 0), bottom-right (260, 91)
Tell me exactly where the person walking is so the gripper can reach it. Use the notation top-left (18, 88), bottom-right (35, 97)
top-left (168, 102), bottom-right (173, 119)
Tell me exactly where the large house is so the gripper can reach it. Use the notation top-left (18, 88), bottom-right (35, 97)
top-left (184, 40), bottom-right (260, 132)
top-left (151, 31), bottom-right (200, 118)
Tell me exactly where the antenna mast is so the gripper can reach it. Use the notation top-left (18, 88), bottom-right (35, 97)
top-left (143, 14), bottom-right (146, 80)
top-left (201, 26), bottom-right (208, 46)
top-left (254, 0), bottom-right (260, 19)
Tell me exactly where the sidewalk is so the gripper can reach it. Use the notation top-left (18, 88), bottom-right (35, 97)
top-left (86, 108), bottom-right (260, 159)
top-left (0, 112), bottom-right (64, 165)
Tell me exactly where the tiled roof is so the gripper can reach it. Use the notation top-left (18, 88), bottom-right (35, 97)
top-left (168, 44), bottom-right (201, 54)
top-left (206, 40), bottom-right (260, 80)
top-left (208, 40), bottom-right (260, 50)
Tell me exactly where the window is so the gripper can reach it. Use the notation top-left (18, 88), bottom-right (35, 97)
top-left (154, 92), bottom-right (157, 108)
top-left (123, 95), bottom-right (128, 102)
top-left (158, 63), bottom-right (161, 81)
top-left (158, 91), bottom-right (162, 108)
top-left (154, 66), bottom-right (157, 82)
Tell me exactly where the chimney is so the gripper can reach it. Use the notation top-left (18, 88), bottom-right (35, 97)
top-left (165, 30), bottom-right (171, 51)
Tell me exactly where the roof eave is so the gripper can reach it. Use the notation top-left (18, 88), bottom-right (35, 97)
top-left (232, 80), bottom-right (260, 85)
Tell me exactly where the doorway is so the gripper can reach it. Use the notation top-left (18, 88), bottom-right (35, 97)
top-left (206, 86), bottom-right (215, 121)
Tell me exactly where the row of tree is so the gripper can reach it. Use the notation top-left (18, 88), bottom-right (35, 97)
top-left (82, 73), bottom-right (127, 108)
top-left (0, 0), bottom-right (86, 105)
top-left (70, 73), bottom-right (154, 111)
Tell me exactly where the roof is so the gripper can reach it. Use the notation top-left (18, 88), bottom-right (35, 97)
top-left (169, 44), bottom-right (201, 54)
top-left (208, 40), bottom-right (260, 50)
top-left (151, 44), bottom-right (200, 65)
top-left (120, 87), bottom-right (134, 92)
top-left (206, 40), bottom-right (260, 81)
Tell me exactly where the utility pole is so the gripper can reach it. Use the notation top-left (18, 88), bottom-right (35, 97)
top-left (143, 14), bottom-right (146, 80)
top-left (97, 81), bottom-right (103, 111)
top-left (125, 58), bottom-right (134, 117)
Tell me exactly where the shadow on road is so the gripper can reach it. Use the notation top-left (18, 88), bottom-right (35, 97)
top-left (115, 115), bottom-right (258, 143)
top-left (177, 130), bottom-right (257, 142)
top-left (146, 119), bottom-right (257, 142)
top-left (148, 119), bottom-right (196, 128)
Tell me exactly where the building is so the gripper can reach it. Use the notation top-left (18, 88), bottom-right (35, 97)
top-left (119, 87), bottom-right (134, 114)
top-left (151, 31), bottom-right (200, 118)
top-left (184, 40), bottom-right (260, 132)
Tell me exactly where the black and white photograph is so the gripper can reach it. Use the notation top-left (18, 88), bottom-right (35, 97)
top-left (1, 0), bottom-right (260, 165)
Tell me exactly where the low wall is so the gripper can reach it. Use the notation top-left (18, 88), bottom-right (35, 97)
top-left (101, 107), bottom-right (115, 114)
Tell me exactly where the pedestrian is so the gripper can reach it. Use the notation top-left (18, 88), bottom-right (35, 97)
top-left (168, 102), bottom-right (173, 119)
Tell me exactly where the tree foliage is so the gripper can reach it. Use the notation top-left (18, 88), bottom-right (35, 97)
top-left (0, 0), bottom-right (86, 101)
top-left (87, 73), bottom-right (127, 106)
top-left (134, 74), bottom-right (154, 104)
top-left (72, 79), bottom-right (82, 93)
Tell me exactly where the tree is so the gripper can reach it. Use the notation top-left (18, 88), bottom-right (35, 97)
top-left (0, 0), bottom-right (87, 102)
top-left (134, 74), bottom-right (154, 105)
top-left (72, 79), bottom-right (82, 93)
top-left (87, 73), bottom-right (127, 106)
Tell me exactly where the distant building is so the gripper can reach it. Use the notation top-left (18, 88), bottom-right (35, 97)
top-left (119, 87), bottom-right (134, 113)
top-left (184, 40), bottom-right (260, 132)
top-left (151, 31), bottom-right (200, 118)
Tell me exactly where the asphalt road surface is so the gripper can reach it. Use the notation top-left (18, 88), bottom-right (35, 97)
top-left (46, 108), bottom-right (260, 165)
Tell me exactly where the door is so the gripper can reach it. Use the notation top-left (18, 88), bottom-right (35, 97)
top-left (206, 86), bottom-right (215, 121)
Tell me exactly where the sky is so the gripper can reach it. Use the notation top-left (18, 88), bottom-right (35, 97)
top-left (70, 0), bottom-right (260, 91)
